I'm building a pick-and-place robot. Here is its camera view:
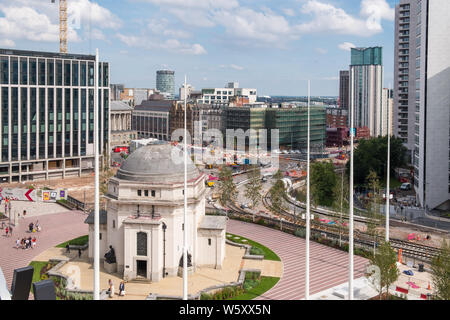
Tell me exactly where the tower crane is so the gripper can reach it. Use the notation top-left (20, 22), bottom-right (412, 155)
top-left (51, 0), bottom-right (68, 53)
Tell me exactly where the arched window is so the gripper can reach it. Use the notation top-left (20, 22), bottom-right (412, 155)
top-left (137, 232), bottom-right (147, 256)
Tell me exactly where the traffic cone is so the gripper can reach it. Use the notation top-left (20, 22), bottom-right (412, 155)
top-left (427, 282), bottom-right (431, 291)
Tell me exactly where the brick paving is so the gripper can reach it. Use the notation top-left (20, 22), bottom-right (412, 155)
top-left (0, 210), bottom-right (88, 289)
top-left (227, 219), bottom-right (369, 300)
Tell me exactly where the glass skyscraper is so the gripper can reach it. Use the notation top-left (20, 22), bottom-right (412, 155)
top-left (156, 70), bottom-right (175, 99)
top-left (0, 49), bottom-right (110, 182)
top-left (349, 47), bottom-right (383, 137)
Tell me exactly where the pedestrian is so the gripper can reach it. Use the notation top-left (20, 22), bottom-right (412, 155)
top-left (9, 225), bottom-right (12, 237)
top-left (5, 226), bottom-right (8, 237)
top-left (32, 237), bottom-right (36, 249)
top-left (25, 238), bottom-right (29, 249)
top-left (23, 210), bottom-right (26, 218)
top-left (15, 238), bottom-right (20, 249)
top-left (119, 281), bottom-right (126, 297)
top-left (66, 243), bottom-right (70, 253)
top-left (78, 248), bottom-right (82, 259)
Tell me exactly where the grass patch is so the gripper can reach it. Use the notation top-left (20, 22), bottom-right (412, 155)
top-left (227, 233), bottom-right (280, 261)
top-left (28, 261), bottom-right (54, 294)
top-left (230, 276), bottom-right (280, 300)
top-left (56, 235), bottom-right (88, 248)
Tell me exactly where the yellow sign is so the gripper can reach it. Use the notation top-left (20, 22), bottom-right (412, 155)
top-left (43, 192), bottom-right (50, 201)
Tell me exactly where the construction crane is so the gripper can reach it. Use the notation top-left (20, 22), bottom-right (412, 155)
top-left (51, 0), bottom-right (68, 53)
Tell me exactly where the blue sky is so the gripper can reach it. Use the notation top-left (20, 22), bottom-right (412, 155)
top-left (0, 0), bottom-right (398, 96)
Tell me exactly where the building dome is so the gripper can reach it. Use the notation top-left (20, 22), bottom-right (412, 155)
top-left (116, 143), bottom-right (200, 183)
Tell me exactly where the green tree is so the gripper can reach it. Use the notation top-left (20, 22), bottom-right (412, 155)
top-left (430, 240), bottom-right (450, 300)
top-left (367, 241), bottom-right (400, 300)
top-left (269, 170), bottom-right (286, 213)
top-left (332, 170), bottom-right (349, 246)
top-left (218, 165), bottom-right (237, 208)
top-left (366, 170), bottom-right (383, 255)
top-left (311, 161), bottom-right (338, 207)
top-left (347, 136), bottom-right (407, 185)
top-left (245, 166), bottom-right (262, 208)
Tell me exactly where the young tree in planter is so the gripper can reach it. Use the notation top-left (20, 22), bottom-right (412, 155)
top-left (218, 165), bottom-right (237, 208)
top-left (430, 240), bottom-right (450, 300)
top-left (367, 241), bottom-right (400, 299)
top-left (366, 170), bottom-right (383, 255)
top-left (269, 170), bottom-right (287, 213)
top-left (245, 166), bottom-right (262, 208)
top-left (332, 170), bottom-right (349, 247)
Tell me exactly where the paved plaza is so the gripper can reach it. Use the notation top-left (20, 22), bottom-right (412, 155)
top-left (0, 202), bottom-right (88, 288)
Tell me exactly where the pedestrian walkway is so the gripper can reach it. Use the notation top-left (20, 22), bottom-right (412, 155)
top-left (227, 219), bottom-right (369, 300)
top-left (0, 209), bottom-right (88, 288)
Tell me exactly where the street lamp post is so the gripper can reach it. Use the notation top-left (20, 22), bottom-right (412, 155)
top-left (183, 75), bottom-right (188, 301)
top-left (93, 48), bottom-right (100, 301)
top-left (349, 69), bottom-right (355, 300)
top-left (305, 80), bottom-right (311, 300)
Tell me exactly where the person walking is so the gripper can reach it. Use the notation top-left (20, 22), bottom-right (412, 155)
top-left (119, 281), bottom-right (125, 297)
top-left (5, 226), bottom-right (8, 237)
top-left (32, 237), bottom-right (36, 249)
top-left (8, 225), bottom-right (12, 237)
top-left (15, 238), bottom-right (20, 249)
top-left (78, 248), bottom-right (82, 259)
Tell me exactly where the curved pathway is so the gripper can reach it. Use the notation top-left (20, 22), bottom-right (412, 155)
top-left (0, 210), bottom-right (88, 289)
top-left (227, 219), bottom-right (368, 300)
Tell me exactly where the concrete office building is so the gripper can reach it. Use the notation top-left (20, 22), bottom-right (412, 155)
top-left (199, 83), bottom-right (257, 105)
top-left (410, 0), bottom-right (450, 210)
top-left (339, 70), bottom-right (350, 110)
top-left (110, 101), bottom-right (137, 147)
top-left (132, 100), bottom-right (173, 141)
top-left (394, 1), bottom-right (419, 160)
top-left (349, 47), bottom-right (383, 137)
top-left (156, 70), bottom-right (175, 100)
top-left (0, 48), bottom-right (110, 183)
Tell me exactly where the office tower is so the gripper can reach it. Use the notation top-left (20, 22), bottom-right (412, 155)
top-left (0, 48), bottom-right (110, 182)
top-left (339, 70), bottom-right (350, 110)
top-left (349, 47), bottom-right (383, 137)
top-left (394, 0), bottom-right (419, 161)
top-left (156, 70), bottom-right (175, 99)
top-left (410, 0), bottom-right (450, 210)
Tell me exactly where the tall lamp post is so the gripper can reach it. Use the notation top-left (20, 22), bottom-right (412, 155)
top-left (349, 69), bottom-right (355, 300)
top-left (385, 89), bottom-right (391, 242)
top-left (305, 80), bottom-right (311, 300)
top-left (93, 48), bottom-right (100, 300)
top-left (183, 75), bottom-right (188, 300)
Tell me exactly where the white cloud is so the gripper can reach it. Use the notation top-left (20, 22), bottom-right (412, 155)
top-left (315, 47), bottom-right (327, 55)
top-left (283, 8), bottom-right (296, 17)
top-left (360, 0), bottom-right (395, 21)
top-left (140, 0), bottom-right (238, 10)
top-left (117, 34), bottom-right (207, 55)
top-left (0, 39), bottom-right (15, 47)
top-left (295, 0), bottom-right (393, 37)
top-left (0, 6), bottom-right (80, 43)
top-left (338, 42), bottom-right (356, 51)
top-left (148, 18), bottom-right (191, 38)
top-left (230, 64), bottom-right (244, 71)
top-left (69, 0), bottom-right (122, 30)
top-left (214, 8), bottom-right (295, 44)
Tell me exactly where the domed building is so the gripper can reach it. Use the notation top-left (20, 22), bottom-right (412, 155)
top-left (85, 143), bottom-right (227, 282)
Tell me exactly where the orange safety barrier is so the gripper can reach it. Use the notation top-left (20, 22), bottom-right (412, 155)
top-left (398, 248), bottom-right (403, 264)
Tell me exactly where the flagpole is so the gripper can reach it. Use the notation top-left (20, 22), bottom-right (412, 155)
top-left (349, 69), bottom-right (355, 300)
top-left (385, 87), bottom-right (391, 242)
top-left (93, 48), bottom-right (100, 300)
top-left (305, 80), bottom-right (311, 300)
top-left (183, 75), bottom-right (188, 300)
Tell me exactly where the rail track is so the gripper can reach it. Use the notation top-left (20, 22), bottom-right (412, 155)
top-left (257, 191), bottom-right (442, 262)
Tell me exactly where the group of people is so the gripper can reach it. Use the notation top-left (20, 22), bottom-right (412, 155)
top-left (16, 236), bottom-right (37, 250)
top-left (106, 279), bottom-right (126, 298)
top-left (28, 221), bottom-right (41, 233)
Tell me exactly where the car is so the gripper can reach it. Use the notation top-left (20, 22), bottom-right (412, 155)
top-left (400, 183), bottom-right (412, 191)
top-left (240, 203), bottom-right (249, 209)
top-left (282, 150), bottom-right (289, 155)
top-left (273, 150), bottom-right (281, 154)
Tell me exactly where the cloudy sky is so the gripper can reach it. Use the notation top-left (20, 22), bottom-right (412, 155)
top-left (0, 0), bottom-right (397, 96)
